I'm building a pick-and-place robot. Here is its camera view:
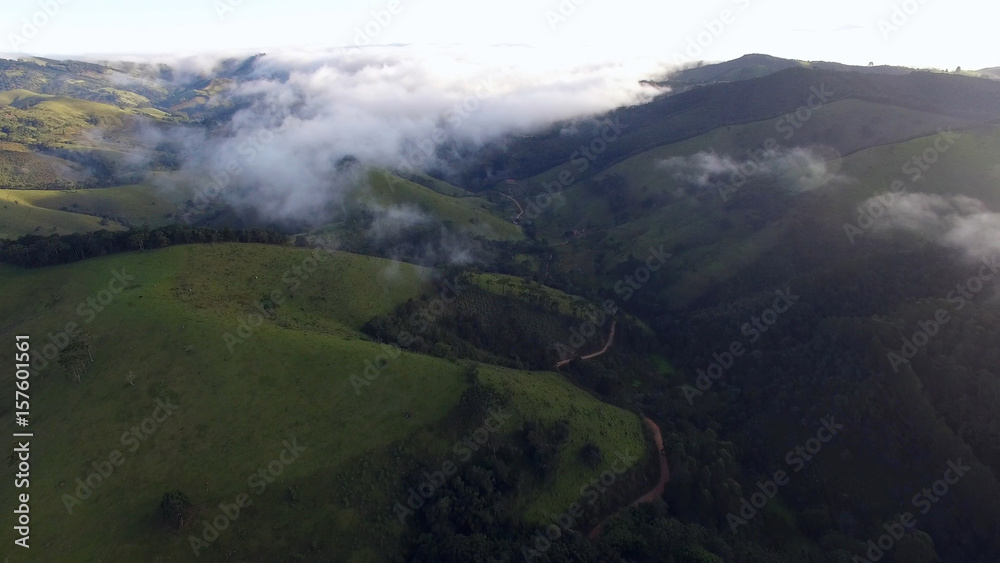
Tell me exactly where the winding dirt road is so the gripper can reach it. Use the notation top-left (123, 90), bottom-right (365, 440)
top-left (545, 313), bottom-right (668, 537)
top-left (588, 416), bottom-right (670, 539)
top-left (554, 317), bottom-right (616, 370)
top-left (580, 318), bottom-right (616, 361)
top-left (500, 192), bottom-right (525, 220)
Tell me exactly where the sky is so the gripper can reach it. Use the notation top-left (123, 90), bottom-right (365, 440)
top-left (1, 0), bottom-right (998, 70)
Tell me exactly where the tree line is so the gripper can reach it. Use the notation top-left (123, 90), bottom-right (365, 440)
top-left (0, 225), bottom-right (288, 268)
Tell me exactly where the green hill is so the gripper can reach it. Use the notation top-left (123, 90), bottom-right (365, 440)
top-left (361, 169), bottom-right (521, 240)
top-left (513, 104), bottom-right (988, 309)
top-left (0, 191), bottom-right (123, 238)
top-left (0, 88), bottom-right (164, 146)
top-left (447, 67), bottom-right (1000, 189)
top-left (661, 54), bottom-right (919, 89)
top-left (480, 102), bottom-right (1000, 561)
top-left (0, 86), bottom-right (176, 190)
top-left (0, 243), bottom-right (648, 561)
top-left (0, 184), bottom-right (181, 232)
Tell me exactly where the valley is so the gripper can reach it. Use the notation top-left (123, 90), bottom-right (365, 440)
top-left (1, 50), bottom-right (999, 562)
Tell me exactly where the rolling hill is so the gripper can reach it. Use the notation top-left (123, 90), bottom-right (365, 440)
top-left (0, 243), bottom-right (650, 561)
top-left (444, 66), bottom-right (1000, 190)
top-left (2, 53), bottom-right (1000, 562)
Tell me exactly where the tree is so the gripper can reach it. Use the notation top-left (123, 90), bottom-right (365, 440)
top-left (150, 231), bottom-right (170, 249)
top-left (581, 442), bottom-right (603, 468)
top-left (160, 490), bottom-right (193, 530)
top-left (498, 277), bottom-right (513, 297)
top-left (59, 333), bottom-right (94, 383)
top-left (127, 227), bottom-right (148, 251)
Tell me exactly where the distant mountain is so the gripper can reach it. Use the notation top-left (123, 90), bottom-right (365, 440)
top-left (448, 64), bottom-right (1000, 189)
top-left (977, 66), bottom-right (1000, 80)
top-left (660, 54), bottom-right (806, 85)
top-left (659, 53), bottom-right (928, 92)
top-left (0, 54), bottom-right (263, 119)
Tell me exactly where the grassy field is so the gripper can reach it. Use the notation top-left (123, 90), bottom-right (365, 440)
top-left (0, 88), bottom-right (173, 191)
top-left (0, 243), bottom-right (649, 561)
top-left (478, 366), bottom-right (649, 523)
top-left (0, 89), bottom-right (164, 146)
top-left (0, 167), bottom-right (519, 242)
top-left (809, 122), bottom-right (1000, 216)
top-left (364, 170), bottom-right (522, 240)
top-left (400, 171), bottom-right (472, 197)
top-left (0, 184), bottom-right (183, 233)
top-left (471, 272), bottom-right (584, 316)
top-left (0, 193), bottom-right (122, 238)
top-left (0, 148), bottom-right (94, 189)
top-left (0, 88), bottom-right (159, 121)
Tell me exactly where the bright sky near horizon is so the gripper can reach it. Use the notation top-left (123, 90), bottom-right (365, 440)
top-left (0, 0), bottom-right (996, 70)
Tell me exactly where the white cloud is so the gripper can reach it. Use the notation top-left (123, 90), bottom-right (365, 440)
top-left (142, 45), bottom-right (666, 222)
top-left (657, 146), bottom-right (845, 194)
top-left (872, 192), bottom-right (1000, 258)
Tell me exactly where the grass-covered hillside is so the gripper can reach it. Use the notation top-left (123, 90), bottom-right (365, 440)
top-left (446, 66), bottom-right (1000, 190)
top-left (362, 169), bottom-right (521, 240)
top-left (0, 243), bottom-right (650, 561)
top-left (518, 114), bottom-right (1000, 309)
top-left (0, 184), bottom-right (182, 237)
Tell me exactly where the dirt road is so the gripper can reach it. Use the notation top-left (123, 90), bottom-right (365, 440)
top-left (554, 317), bottom-right (616, 370)
top-left (500, 192), bottom-right (524, 219)
top-left (588, 416), bottom-right (670, 539)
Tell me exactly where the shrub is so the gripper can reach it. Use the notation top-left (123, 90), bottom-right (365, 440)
top-left (160, 490), bottom-right (193, 530)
